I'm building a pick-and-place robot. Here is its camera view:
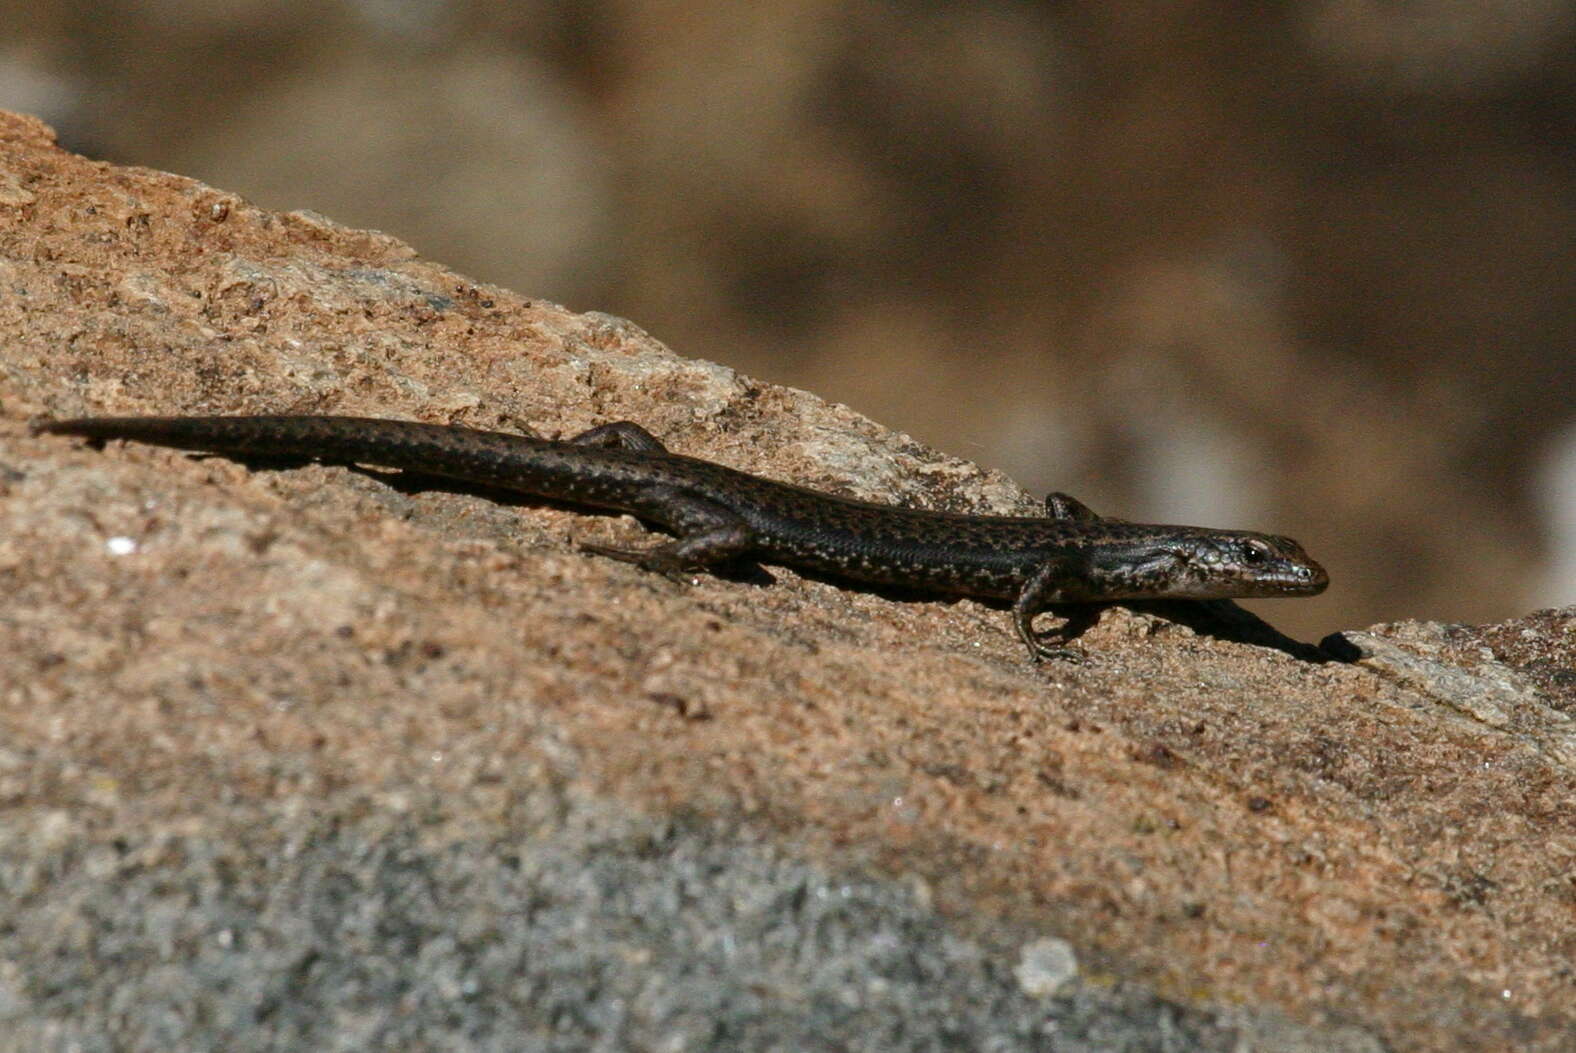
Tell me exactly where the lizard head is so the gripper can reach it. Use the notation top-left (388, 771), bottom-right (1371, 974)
top-left (1087, 528), bottom-right (1329, 600)
top-left (1160, 530), bottom-right (1328, 599)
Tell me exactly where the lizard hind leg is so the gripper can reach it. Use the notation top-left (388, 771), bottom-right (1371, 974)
top-left (578, 488), bottom-right (755, 582)
top-left (565, 421), bottom-right (669, 453)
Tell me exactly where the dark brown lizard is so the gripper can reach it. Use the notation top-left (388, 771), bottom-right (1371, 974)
top-left (34, 414), bottom-right (1328, 660)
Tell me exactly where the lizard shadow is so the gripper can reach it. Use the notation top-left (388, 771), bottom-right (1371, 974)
top-left (347, 464), bottom-right (781, 586)
top-left (722, 560), bottom-right (1330, 664)
top-left (177, 454), bottom-right (783, 586)
top-left (1120, 599), bottom-right (1333, 663)
top-left (207, 455), bottom-right (1330, 661)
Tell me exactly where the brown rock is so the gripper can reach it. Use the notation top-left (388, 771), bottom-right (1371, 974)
top-left (2, 111), bottom-right (1572, 1050)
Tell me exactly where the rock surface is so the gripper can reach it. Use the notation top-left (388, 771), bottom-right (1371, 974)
top-left (1, 110), bottom-right (1572, 1051)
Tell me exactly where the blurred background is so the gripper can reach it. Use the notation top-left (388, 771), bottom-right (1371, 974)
top-left (3, 0), bottom-right (1572, 638)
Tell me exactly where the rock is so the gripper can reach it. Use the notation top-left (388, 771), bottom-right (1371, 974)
top-left (1014, 937), bottom-right (1078, 997)
top-left (2, 110), bottom-right (1571, 1051)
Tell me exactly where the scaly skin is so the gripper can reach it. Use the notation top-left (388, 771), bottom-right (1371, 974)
top-left (34, 414), bottom-right (1329, 660)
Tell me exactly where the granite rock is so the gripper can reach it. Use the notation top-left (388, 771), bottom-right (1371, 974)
top-left (2, 111), bottom-right (1572, 1051)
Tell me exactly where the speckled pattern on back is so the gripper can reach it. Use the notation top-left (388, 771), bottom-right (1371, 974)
top-left (35, 415), bottom-right (1328, 648)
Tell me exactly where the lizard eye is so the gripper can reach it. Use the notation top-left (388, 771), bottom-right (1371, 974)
top-left (1242, 540), bottom-right (1269, 564)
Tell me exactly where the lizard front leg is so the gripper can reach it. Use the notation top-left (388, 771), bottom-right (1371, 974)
top-left (1012, 554), bottom-right (1088, 662)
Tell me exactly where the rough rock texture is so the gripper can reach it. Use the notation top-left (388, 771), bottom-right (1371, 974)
top-left (1, 111), bottom-right (1572, 1051)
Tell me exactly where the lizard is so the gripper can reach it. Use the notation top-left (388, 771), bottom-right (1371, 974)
top-left (33, 414), bottom-right (1329, 660)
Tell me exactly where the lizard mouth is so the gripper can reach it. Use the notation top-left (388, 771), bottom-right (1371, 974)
top-left (1242, 557), bottom-right (1329, 597)
top-left (1154, 549), bottom-right (1329, 600)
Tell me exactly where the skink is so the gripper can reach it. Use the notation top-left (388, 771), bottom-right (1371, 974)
top-left (34, 414), bottom-right (1329, 660)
